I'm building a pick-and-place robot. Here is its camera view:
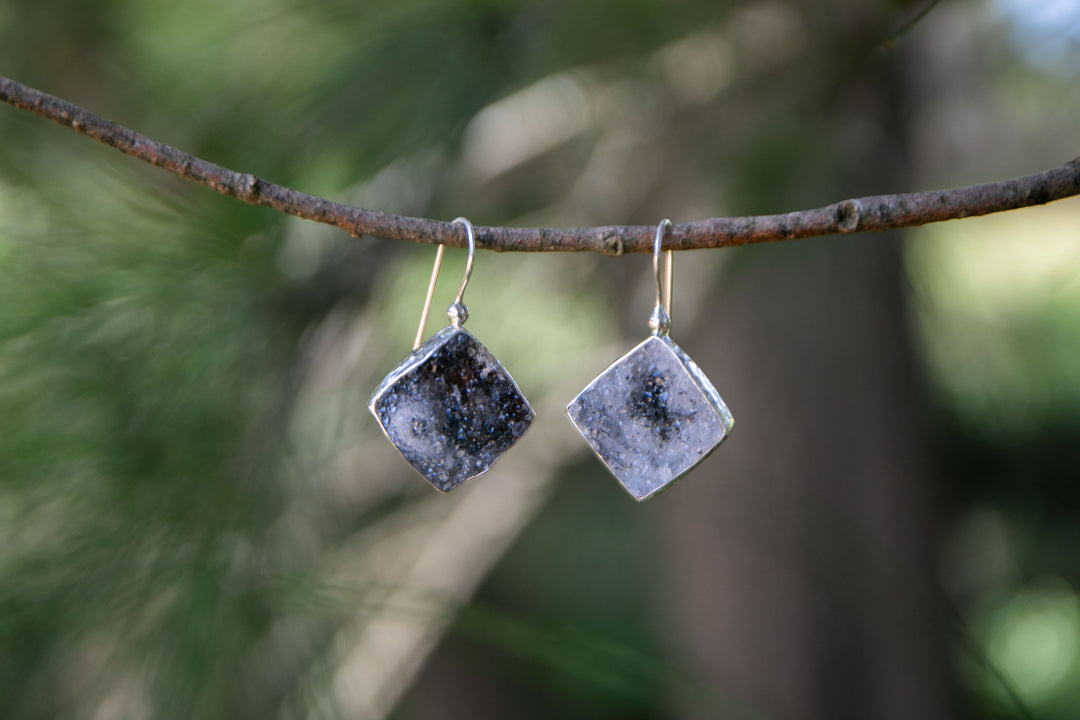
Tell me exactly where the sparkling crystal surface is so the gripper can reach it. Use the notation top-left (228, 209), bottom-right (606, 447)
top-left (370, 326), bottom-right (534, 492)
top-left (567, 335), bottom-right (734, 500)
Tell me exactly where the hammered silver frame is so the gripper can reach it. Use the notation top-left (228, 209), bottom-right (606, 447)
top-left (566, 334), bottom-right (734, 501)
top-left (370, 325), bottom-right (534, 493)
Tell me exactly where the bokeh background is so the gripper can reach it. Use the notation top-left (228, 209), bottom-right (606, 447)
top-left (2, 1), bottom-right (1080, 718)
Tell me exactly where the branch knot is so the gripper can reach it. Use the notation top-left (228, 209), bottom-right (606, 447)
top-left (602, 230), bottom-right (624, 257)
top-left (241, 174), bottom-right (260, 201)
top-left (836, 200), bottom-right (860, 233)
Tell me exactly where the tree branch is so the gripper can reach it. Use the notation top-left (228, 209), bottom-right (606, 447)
top-left (882, 0), bottom-right (945, 49)
top-left (2, 74), bottom-right (1079, 255)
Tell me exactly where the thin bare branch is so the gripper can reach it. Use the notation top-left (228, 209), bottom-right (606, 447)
top-left (882, 0), bottom-right (946, 49)
top-left (2, 74), bottom-right (1078, 255)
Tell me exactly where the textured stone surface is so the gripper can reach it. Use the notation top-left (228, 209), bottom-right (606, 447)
top-left (567, 335), bottom-right (734, 500)
top-left (370, 326), bottom-right (534, 492)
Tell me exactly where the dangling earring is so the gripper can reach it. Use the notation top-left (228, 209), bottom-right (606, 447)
top-left (566, 219), bottom-right (734, 501)
top-left (369, 217), bottom-right (534, 492)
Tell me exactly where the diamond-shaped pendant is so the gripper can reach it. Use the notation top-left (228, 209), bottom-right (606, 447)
top-left (369, 326), bottom-right (534, 492)
top-left (567, 334), bottom-right (734, 501)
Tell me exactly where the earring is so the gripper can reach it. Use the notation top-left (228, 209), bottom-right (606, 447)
top-left (567, 219), bottom-right (734, 501)
top-left (369, 217), bottom-right (534, 492)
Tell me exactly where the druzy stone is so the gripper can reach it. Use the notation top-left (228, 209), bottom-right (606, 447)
top-left (369, 326), bottom-right (534, 492)
top-left (567, 335), bottom-right (734, 501)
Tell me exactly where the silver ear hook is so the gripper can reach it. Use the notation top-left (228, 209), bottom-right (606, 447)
top-left (448, 216), bottom-right (475, 328)
top-left (412, 217), bottom-right (476, 350)
top-left (649, 218), bottom-right (674, 336)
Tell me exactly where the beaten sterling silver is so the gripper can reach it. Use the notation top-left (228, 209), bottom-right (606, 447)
top-left (566, 219), bottom-right (734, 500)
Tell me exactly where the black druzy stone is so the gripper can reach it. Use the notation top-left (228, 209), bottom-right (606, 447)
top-left (369, 326), bottom-right (534, 492)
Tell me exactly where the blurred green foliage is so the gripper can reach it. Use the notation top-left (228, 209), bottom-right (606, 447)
top-left (3, 1), bottom-right (1080, 719)
top-left (0, 1), bottom-right (733, 717)
top-left (912, 199), bottom-right (1080, 719)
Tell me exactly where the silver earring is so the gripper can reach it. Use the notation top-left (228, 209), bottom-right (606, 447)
top-left (567, 219), bottom-right (734, 500)
top-left (369, 217), bottom-right (534, 492)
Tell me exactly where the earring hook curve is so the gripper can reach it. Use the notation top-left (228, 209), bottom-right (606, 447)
top-left (649, 218), bottom-right (674, 336)
top-left (450, 216), bottom-right (475, 316)
top-left (412, 217), bottom-right (477, 350)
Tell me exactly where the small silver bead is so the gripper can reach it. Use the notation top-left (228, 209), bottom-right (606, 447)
top-left (648, 305), bottom-right (670, 337)
top-left (448, 301), bottom-right (469, 327)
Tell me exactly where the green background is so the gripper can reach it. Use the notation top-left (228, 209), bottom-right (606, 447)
top-left (2, 1), bottom-right (1079, 718)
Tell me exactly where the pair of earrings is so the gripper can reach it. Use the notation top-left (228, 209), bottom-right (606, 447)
top-left (369, 218), bottom-right (734, 501)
